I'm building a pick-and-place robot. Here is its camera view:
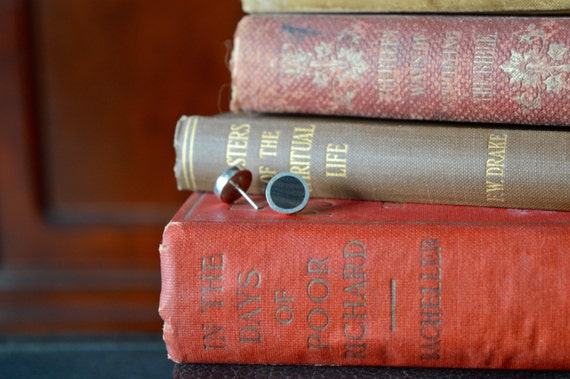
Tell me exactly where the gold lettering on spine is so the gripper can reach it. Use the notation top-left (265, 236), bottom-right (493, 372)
top-left (485, 133), bottom-right (508, 202)
top-left (440, 31), bottom-right (462, 104)
top-left (201, 254), bottom-right (226, 349)
top-left (410, 33), bottom-right (429, 98)
top-left (391, 279), bottom-right (397, 332)
top-left (274, 290), bottom-right (294, 326)
top-left (325, 143), bottom-right (348, 177)
top-left (226, 123), bottom-right (251, 167)
top-left (290, 124), bottom-right (315, 191)
top-left (182, 116), bottom-right (198, 190)
top-left (237, 270), bottom-right (263, 343)
top-left (377, 31), bottom-right (401, 102)
top-left (343, 241), bottom-right (367, 359)
top-left (420, 239), bottom-right (442, 361)
top-left (259, 165), bottom-right (277, 184)
top-left (203, 325), bottom-right (225, 350)
top-left (201, 254), bottom-right (225, 312)
top-left (259, 130), bottom-right (280, 158)
top-left (472, 33), bottom-right (498, 102)
top-left (306, 257), bottom-right (331, 350)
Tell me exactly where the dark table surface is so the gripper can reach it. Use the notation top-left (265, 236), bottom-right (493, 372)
top-left (0, 334), bottom-right (172, 379)
top-left (1, 334), bottom-right (569, 379)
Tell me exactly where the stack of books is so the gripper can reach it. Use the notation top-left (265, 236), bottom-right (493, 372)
top-left (159, 0), bottom-right (570, 371)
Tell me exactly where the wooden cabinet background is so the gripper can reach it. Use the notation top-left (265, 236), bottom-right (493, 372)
top-left (0, 0), bottom-right (243, 333)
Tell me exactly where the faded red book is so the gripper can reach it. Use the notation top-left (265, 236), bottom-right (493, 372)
top-left (159, 192), bottom-right (570, 369)
top-left (230, 14), bottom-right (570, 126)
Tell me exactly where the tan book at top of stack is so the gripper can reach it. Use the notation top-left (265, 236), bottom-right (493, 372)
top-left (242, 0), bottom-right (570, 13)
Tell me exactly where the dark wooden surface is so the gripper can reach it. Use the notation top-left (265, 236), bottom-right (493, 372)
top-left (0, 333), bottom-right (567, 379)
top-left (0, 0), bottom-right (243, 333)
top-left (173, 364), bottom-right (570, 379)
top-left (0, 334), bottom-right (173, 378)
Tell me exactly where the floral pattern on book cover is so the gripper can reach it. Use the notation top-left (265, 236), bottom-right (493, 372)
top-left (501, 24), bottom-right (570, 111)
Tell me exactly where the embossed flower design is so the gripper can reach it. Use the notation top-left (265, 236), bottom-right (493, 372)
top-left (310, 41), bottom-right (369, 88)
top-left (500, 26), bottom-right (570, 108)
top-left (278, 28), bottom-right (369, 108)
top-left (500, 50), bottom-right (544, 88)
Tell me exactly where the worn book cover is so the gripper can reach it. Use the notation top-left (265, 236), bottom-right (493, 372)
top-left (173, 114), bottom-right (570, 211)
top-left (231, 14), bottom-right (570, 126)
top-left (242, 0), bottom-right (570, 13)
top-left (160, 192), bottom-right (570, 369)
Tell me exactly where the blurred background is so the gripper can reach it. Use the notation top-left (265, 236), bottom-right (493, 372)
top-left (0, 0), bottom-right (244, 334)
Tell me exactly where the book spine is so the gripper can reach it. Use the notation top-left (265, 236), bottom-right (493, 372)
top-left (242, 0), bottom-right (570, 13)
top-left (173, 114), bottom-right (570, 211)
top-left (159, 200), bottom-right (570, 368)
top-left (230, 14), bottom-right (570, 126)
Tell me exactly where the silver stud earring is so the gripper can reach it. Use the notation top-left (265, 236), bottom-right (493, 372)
top-left (265, 172), bottom-right (310, 214)
top-left (214, 166), bottom-right (260, 210)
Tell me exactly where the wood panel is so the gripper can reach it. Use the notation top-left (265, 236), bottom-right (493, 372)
top-left (0, 0), bottom-right (243, 333)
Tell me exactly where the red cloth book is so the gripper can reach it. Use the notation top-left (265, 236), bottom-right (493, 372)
top-left (230, 14), bottom-right (570, 126)
top-left (160, 192), bottom-right (570, 369)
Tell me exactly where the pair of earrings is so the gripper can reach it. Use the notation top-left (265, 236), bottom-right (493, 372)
top-left (214, 166), bottom-right (310, 214)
